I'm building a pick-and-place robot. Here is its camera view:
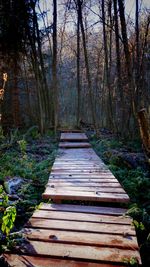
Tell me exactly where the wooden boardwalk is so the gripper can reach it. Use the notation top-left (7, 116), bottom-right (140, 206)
top-left (42, 133), bottom-right (129, 203)
top-left (4, 132), bottom-right (141, 266)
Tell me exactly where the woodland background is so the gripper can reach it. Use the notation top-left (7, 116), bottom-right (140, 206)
top-left (0, 0), bottom-right (149, 138)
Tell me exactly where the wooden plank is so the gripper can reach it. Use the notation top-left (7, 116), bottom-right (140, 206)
top-left (59, 142), bottom-right (91, 148)
top-left (54, 161), bottom-right (103, 165)
top-left (53, 162), bottom-right (103, 165)
top-left (51, 170), bottom-right (109, 174)
top-left (3, 254), bottom-right (125, 267)
top-left (52, 166), bottom-right (107, 170)
top-left (48, 181), bottom-right (122, 187)
top-left (39, 203), bottom-right (127, 216)
top-left (32, 210), bottom-right (131, 224)
top-left (60, 133), bottom-right (88, 141)
top-left (50, 174), bottom-right (117, 179)
top-left (10, 240), bottom-right (141, 264)
top-left (50, 173), bottom-right (114, 178)
top-left (49, 176), bottom-right (119, 184)
top-left (57, 148), bottom-right (100, 160)
top-left (47, 185), bottom-right (126, 193)
top-left (58, 129), bottom-right (83, 133)
top-left (23, 228), bottom-right (138, 249)
top-left (26, 218), bottom-right (135, 235)
top-left (42, 189), bottom-right (130, 203)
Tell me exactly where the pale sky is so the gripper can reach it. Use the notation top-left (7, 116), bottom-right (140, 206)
top-left (39, 0), bottom-right (150, 32)
top-left (125, 0), bottom-right (150, 17)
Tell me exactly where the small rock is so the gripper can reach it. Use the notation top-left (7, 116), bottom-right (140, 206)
top-left (4, 177), bottom-right (24, 194)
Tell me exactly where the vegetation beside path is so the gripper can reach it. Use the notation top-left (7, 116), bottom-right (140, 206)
top-left (0, 128), bottom-right (58, 257)
top-left (89, 130), bottom-right (150, 267)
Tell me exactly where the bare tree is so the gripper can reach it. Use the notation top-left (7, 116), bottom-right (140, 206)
top-left (76, 0), bottom-right (97, 132)
top-left (52, 0), bottom-right (58, 133)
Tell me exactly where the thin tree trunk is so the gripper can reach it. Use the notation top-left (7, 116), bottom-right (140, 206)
top-left (26, 28), bottom-right (45, 134)
top-left (113, 0), bottom-right (124, 133)
top-left (102, 0), bottom-right (114, 130)
top-left (52, 0), bottom-right (58, 134)
top-left (76, 3), bottom-right (81, 127)
top-left (135, 0), bottom-right (140, 109)
top-left (77, 0), bottom-right (97, 133)
top-left (32, 3), bottom-right (50, 126)
top-left (118, 0), bottom-right (135, 115)
top-left (12, 58), bottom-right (21, 127)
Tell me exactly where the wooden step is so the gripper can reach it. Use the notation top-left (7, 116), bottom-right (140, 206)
top-left (60, 133), bottom-right (88, 141)
top-left (59, 142), bottom-right (91, 148)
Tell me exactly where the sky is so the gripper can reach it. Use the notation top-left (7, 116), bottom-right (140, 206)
top-left (125, 0), bottom-right (150, 17)
top-left (39, 0), bottom-right (150, 33)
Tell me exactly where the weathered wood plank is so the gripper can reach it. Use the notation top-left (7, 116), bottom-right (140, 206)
top-left (52, 166), bottom-right (107, 170)
top-left (47, 185), bottom-right (126, 193)
top-left (59, 142), bottom-right (91, 148)
top-left (51, 170), bottom-right (110, 174)
top-left (57, 148), bottom-right (100, 160)
top-left (50, 174), bottom-right (113, 180)
top-left (61, 133), bottom-right (88, 141)
top-left (50, 173), bottom-right (116, 178)
top-left (53, 162), bottom-right (103, 165)
top-left (23, 228), bottom-right (138, 249)
top-left (49, 178), bottom-right (118, 183)
top-left (39, 203), bottom-right (127, 215)
top-left (32, 210), bottom-right (131, 224)
top-left (59, 129), bottom-right (83, 133)
top-left (10, 241), bottom-right (141, 264)
top-left (26, 218), bottom-right (135, 235)
top-left (50, 173), bottom-right (114, 178)
top-left (42, 189), bottom-right (130, 203)
top-left (46, 179), bottom-right (122, 188)
top-left (3, 254), bottom-right (126, 267)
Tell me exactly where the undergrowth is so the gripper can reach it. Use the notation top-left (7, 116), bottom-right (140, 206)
top-left (91, 135), bottom-right (150, 267)
top-left (0, 127), bottom-right (58, 254)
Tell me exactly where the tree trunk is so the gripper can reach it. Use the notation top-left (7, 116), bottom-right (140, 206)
top-left (113, 0), bottom-right (124, 133)
top-left (135, 0), bottom-right (140, 109)
top-left (26, 26), bottom-right (45, 134)
top-left (118, 0), bottom-right (135, 115)
top-left (138, 109), bottom-right (150, 159)
top-left (76, 3), bottom-right (81, 127)
top-left (102, 0), bottom-right (114, 130)
top-left (77, 0), bottom-right (97, 133)
top-left (33, 4), bottom-right (50, 126)
top-left (12, 58), bottom-right (21, 127)
top-left (52, 0), bottom-right (58, 134)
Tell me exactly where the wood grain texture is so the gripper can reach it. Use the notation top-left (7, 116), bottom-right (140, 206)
top-left (42, 189), bottom-right (130, 203)
top-left (39, 203), bottom-right (127, 215)
top-left (23, 228), bottom-right (138, 249)
top-left (10, 241), bottom-right (141, 264)
top-left (26, 218), bottom-right (135, 235)
top-left (32, 209), bottom-right (131, 224)
top-left (3, 254), bottom-right (126, 267)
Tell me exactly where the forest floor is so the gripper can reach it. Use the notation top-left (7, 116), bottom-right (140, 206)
top-left (88, 129), bottom-right (150, 267)
top-left (0, 128), bottom-right (150, 266)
